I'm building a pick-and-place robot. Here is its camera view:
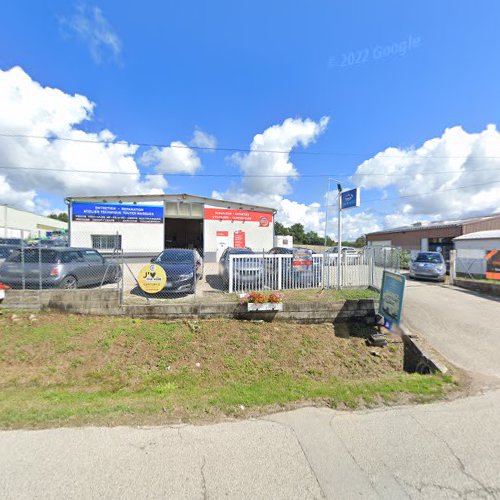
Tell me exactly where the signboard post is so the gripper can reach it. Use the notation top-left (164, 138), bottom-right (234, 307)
top-left (336, 187), bottom-right (360, 290)
top-left (379, 270), bottom-right (406, 327)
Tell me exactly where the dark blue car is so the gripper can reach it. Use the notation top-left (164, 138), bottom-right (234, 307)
top-left (151, 249), bottom-right (203, 294)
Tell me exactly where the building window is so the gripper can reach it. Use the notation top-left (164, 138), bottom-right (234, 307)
top-left (91, 234), bottom-right (122, 251)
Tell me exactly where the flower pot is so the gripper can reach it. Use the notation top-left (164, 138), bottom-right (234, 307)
top-left (247, 302), bottom-right (283, 312)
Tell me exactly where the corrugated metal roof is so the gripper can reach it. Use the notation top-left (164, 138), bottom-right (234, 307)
top-left (366, 213), bottom-right (500, 236)
top-left (454, 230), bottom-right (500, 240)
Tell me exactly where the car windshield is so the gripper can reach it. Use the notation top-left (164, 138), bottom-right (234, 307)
top-left (415, 253), bottom-right (443, 263)
top-left (156, 250), bottom-right (194, 264)
top-left (0, 247), bottom-right (15, 258)
top-left (7, 249), bottom-right (59, 264)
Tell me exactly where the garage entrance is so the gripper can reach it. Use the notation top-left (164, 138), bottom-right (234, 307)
top-left (164, 218), bottom-right (203, 253)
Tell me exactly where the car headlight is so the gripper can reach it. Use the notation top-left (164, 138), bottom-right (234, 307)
top-left (178, 272), bottom-right (194, 280)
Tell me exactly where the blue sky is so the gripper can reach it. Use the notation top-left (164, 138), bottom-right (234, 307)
top-left (1, 1), bottom-right (500, 238)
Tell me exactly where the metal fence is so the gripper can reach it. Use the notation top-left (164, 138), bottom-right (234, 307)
top-left (1, 235), bottom-right (402, 308)
top-left (455, 248), bottom-right (488, 279)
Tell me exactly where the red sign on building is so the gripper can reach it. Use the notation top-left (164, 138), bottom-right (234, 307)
top-left (234, 230), bottom-right (246, 248)
top-left (204, 208), bottom-right (273, 225)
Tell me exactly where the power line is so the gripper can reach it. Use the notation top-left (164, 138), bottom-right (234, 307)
top-left (0, 163), bottom-right (500, 178)
top-left (3, 131), bottom-right (500, 159)
top-left (321, 180), bottom-right (500, 207)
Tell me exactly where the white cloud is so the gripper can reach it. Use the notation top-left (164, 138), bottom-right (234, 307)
top-left (61, 5), bottom-right (122, 64)
top-left (190, 129), bottom-right (217, 150)
top-left (230, 116), bottom-right (329, 197)
top-left (0, 66), bottom-right (166, 212)
top-left (213, 116), bottom-right (333, 234)
top-left (140, 141), bottom-right (202, 174)
top-left (212, 116), bottom-right (377, 240)
top-left (352, 124), bottom-right (500, 219)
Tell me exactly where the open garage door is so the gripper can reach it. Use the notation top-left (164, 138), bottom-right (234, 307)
top-left (164, 218), bottom-right (203, 254)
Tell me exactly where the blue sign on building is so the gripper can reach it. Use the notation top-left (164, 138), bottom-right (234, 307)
top-left (379, 271), bottom-right (406, 326)
top-left (341, 188), bottom-right (360, 210)
top-left (72, 203), bottom-right (164, 224)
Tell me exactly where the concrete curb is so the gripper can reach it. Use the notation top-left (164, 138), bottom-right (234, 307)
top-left (398, 322), bottom-right (448, 375)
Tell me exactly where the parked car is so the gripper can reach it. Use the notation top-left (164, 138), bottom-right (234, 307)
top-left (267, 247), bottom-right (318, 288)
top-left (219, 247), bottom-right (262, 289)
top-left (0, 247), bottom-right (121, 289)
top-left (0, 237), bottom-right (24, 246)
top-left (151, 248), bottom-right (203, 294)
top-left (409, 251), bottom-right (446, 282)
top-left (0, 245), bottom-right (20, 264)
top-left (325, 246), bottom-right (359, 265)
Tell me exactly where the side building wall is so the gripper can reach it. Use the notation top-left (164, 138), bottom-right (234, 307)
top-left (1, 205), bottom-right (67, 238)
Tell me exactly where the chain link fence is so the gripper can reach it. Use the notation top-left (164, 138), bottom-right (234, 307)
top-left (1, 232), bottom-right (403, 309)
top-left (0, 231), bottom-right (122, 309)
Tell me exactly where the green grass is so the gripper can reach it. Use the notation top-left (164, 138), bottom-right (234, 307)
top-left (0, 313), bottom-right (455, 428)
top-left (0, 373), bottom-right (453, 427)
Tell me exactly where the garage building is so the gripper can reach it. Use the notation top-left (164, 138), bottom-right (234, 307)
top-left (66, 194), bottom-right (276, 262)
top-left (366, 213), bottom-right (500, 261)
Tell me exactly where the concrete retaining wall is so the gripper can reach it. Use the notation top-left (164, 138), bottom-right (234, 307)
top-left (1, 289), bottom-right (377, 323)
top-left (401, 331), bottom-right (447, 374)
top-left (454, 279), bottom-right (500, 297)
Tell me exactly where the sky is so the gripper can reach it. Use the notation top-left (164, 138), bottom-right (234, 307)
top-left (1, 0), bottom-right (500, 239)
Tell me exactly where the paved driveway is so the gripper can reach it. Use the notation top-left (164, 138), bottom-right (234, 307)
top-left (403, 279), bottom-right (500, 379)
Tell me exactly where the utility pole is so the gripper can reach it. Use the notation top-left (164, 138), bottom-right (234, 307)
top-left (337, 183), bottom-right (342, 290)
top-left (323, 178), bottom-right (331, 250)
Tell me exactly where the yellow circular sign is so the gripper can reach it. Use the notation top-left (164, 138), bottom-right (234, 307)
top-left (138, 263), bottom-right (167, 294)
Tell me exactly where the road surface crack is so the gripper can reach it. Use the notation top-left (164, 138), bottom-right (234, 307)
top-left (200, 455), bottom-right (207, 499)
top-left (410, 414), bottom-right (497, 497)
top-left (328, 415), bottom-right (383, 498)
top-left (262, 418), bottom-right (326, 499)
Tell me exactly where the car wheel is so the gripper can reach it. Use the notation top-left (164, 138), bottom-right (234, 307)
top-left (60, 275), bottom-right (78, 289)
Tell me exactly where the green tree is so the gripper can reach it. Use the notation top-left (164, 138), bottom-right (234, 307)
top-left (48, 212), bottom-right (68, 223)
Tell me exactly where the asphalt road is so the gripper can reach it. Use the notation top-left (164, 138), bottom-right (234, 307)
top-left (1, 390), bottom-right (500, 499)
top-left (403, 279), bottom-right (500, 379)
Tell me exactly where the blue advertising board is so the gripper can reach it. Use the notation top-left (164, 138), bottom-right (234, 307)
top-left (72, 202), bottom-right (164, 223)
top-left (341, 188), bottom-right (360, 210)
top-left (379, 270), bottom-right (406, 326)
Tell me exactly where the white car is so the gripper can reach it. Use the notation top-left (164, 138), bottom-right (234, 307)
top-left (325, 246), bottom-right (359, 265)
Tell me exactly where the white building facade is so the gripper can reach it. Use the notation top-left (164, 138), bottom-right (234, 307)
top-left (454, 230), bottom-right (500, 278)
top-left (67, 194), bottom-right (276, 262)
top-left (1, 205), bottom-right (67, 239)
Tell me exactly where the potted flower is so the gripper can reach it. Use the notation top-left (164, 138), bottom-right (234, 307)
top-left (240, 291), bottom-right (285, 311)
top-left (0, 282), bottom-right (11, 304)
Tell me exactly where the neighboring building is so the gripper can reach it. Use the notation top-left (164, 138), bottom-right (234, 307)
top-left (366, 213), bottom-right (500, 261)
top-left (66, 193), bottom-right (276, 261)
top-left (0, 204), bottom-right (67, 239)
top-left (453, 230), bottom-right (500, 277)
top-left (275, 235), bottom-right (293, 248)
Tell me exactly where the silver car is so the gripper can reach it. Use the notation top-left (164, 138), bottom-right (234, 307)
top-left (0, 247), bottom-right (121, 289)
top-left (409, 251), bottom-right (446, 282)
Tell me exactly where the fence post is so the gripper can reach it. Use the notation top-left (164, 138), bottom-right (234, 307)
top-left (21, 231), bottom-right (26, 291)
top-left (278, 255), bottom-right (282, 290)
top-left (229, 254), bottom-right (234, 293)
top-left (38, 238), bottom-right (42, 290)
top-left (449, 249), bottom-right (456, 285)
